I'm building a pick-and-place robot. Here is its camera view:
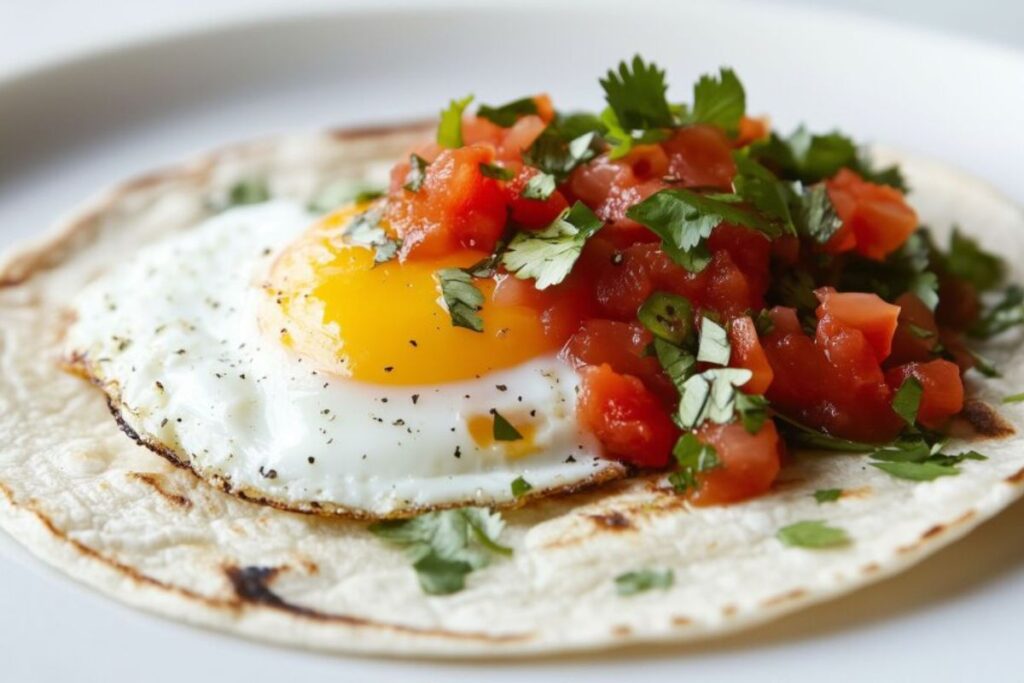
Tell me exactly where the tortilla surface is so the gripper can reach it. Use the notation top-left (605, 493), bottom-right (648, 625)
top-left (1, 125), bottom-right (1023, 656)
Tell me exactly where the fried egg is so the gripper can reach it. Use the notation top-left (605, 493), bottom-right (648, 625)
top-left (66, 200), bottom-right (622, 517)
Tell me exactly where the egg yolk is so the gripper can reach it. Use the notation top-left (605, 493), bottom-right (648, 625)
top-left (264, 204), bottom-right (560, 385)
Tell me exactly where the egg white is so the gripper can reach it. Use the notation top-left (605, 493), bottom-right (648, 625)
top-left (66, 201), bottom-right (622, 517)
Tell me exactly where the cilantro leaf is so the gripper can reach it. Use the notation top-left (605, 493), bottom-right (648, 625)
top-left (696, 317), bottom-right (731, 365)
top-left (773, 412), bottom-right (877, 452)
top-left (966, 348), bottom-right (1000, 378)
top-left (871, 460), bottom-right (959, 481)
top-left (652, 338), bottom-right (697, 393)
top-left (307, 181), bottom-right (384, 214)
top-left (523, 128), bottom-right (600, 181)
top-left (778, 520), bottom-right (850, 549)
top-left (891, 376), bottom-right (923, 426)
top-left (600, 55), bottom-right (674, 131)
top-left (437, 94), bottom-right (474, 149)
top-left (971, 284), bottom-right (1024, 339)
top-left (492, 411), bottom-right (523, 441)
top-left (668, 432), bottom-right (720, 492)
top-left (344, 207), bottom-right (400, 265)
top-left (638, 292), bottom-right (694, 345)
top-left (732, 155), bottom-right (797, 235)
top-left (502, 202), bottom-right (603, 290)
top-left (626, 188), bottom-right (776, 272)
top-left (477, 96), bottom-right (538, 127)
top-left (404, 154), bottom-right (429, 192)
top-left (678, 367), bottom-right (752, 429)
top-left (797, 183), bottom-right (844, 244)
top-left (814, 488), bottom-right (843, 503)
top-left (510, 476), bottom-right (533, 498)
top-left (945, 228), bottom-right (1004, 292)
top-left (370, 508), bottom-right (511, 595)
top-left (752, 127), bottom-right (906, 190)
top-left (615, 568), bottom-right (675, 596)
top-left (1003, 392), bottom-right (1024, 404)
top-left (437, 268), bottom-right (484, 332)
top-left (226, 178), bottom-right (270, 207)
top-left (689, 67), bottom-right (745, 136)
top-left (479, 162), bottom-right (514, 181)
top-left (735, 392), bottom-right (769, 434)
top-left (521, 172), bottom-right (556, 200)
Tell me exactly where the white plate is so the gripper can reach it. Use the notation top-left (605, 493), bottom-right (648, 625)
top-left (1, 2), bottom-right (1023, 680)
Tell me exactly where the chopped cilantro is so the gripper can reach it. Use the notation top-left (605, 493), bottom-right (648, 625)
top-left (732, 155), bottom-right (797, 235)
top-left (600, 55), bottom-right (674, 132)
top-left (777, 520), bottom-right (850, 549)
top-left (369, 508), bottom-right (511, 595)
top-left (696, 317), bottom-right (730, 366)
top-left (797, 183), bottom-right (844, 244)
top-left (307, 181), bottom-right (384, 214)
top-left (638, 292), bottom-right (694, 345)
top-left (891, 376), bottom-right (923, 426)
top-left (403, 154), bottom-right (429, 192)
top-left (437, 268), bottom-right (485, 332)
top-left (1003, 392), bottom-right (1024, 404)
top-left (479, 162), bottom-right (515, 181)
top-left (688, 67), bottom-right (745, 136)
top-left (521, 172), bottom-right (557, 200)
top-left (668, 432), bottom-right (720, 492)
top-left (652, 338), bottom-right (697, 393)
top-left (344, 208), bottom-right (400, 265)
top-left (813, 488), bottom-right (843, 503)
top-left (492, 411), bottom-right (523, 441)
top-left (437, 94), bottom-right (474, 149)
top-left (871, 460), bottom-right (959, 482)
top-left (510, 476), bottom-right (533, 498)
top-left (773, 413), bottom-right (877, 452)
top-left (477, 96), bottom-right (538, 127)
top-left (678, 367), bottom-right (752, 429)
top-left (502, 202), bottom-right (603, 290)
top-left (226, 178), bottom-right (270, 207)
top-left (945, 228), bottom-right (1004, 292)
top-left (523, 128), bottom-right (600, 181)
top-left (907, 323), bottom-right (935, 339)
top-left (971, 285), bottom-right (1024, 339)
top-left (614, 568), bottom-right (674, 596)
top-left (966, 348), bottom-right (1000, 378)
top-left (735, 392), bottom-right (769, 434)
top-left (626, 188), bottom-right (776, 272)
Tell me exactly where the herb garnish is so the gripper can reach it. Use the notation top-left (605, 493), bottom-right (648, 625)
top-left (492, 411), bottom-right (523, 441)
top-left (479, 162), bottom-right (515, 181)
top-left (225, 178), bottom-right (270, 208)
top-left (668, 433), bottom-right (720, 492)
top-left (437, 95), bottom-right (474, 149)
top-left (370, 508), bottom-right (511, 595)
top-left (777, 520), bottom-right (850, 549)
top-left (344, 208), bottom-right (400, 264)
top-left (813, 489), bottom-right (843, 503)
top-left (510, 476), bottom-right (533, 498)
top-left (403, 154), bottom-right (429, 192)
top-left (477, 96), bottom-right (539, 127)
top-left (437, 268), bottom-right (485, 332)
top-left (614, 568), bottom-right (675, 596)
top-left (891, 377), bottom-right (924, 426)
top-left (687, 67), bottom-right (745, 136)
top-left (502, 202), bottom-right (604, 289)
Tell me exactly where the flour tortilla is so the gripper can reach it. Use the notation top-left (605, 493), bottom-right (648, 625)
top-left (1, 124), bottom-right (1023, 657)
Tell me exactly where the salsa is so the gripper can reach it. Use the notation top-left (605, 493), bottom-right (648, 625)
top-left (350, 57), bottom-right (1008, 505)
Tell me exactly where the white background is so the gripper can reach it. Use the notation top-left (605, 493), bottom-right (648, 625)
top-left (1, 2), bottom-right (1022, 682)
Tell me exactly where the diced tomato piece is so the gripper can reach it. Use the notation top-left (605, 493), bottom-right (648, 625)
top-left (886, 360), bottom-right (964, 430)
top-left (566, 153), bottom-right (666, 234)
top-left (691, 420), bottom-right (783, 505)
top-left (815, 287), bottom-right (900, 362)
top-left (661, 125), bottom-right (736, 189)
top-left (703, 250), bottom-right (760, 318)
top-left (735, 115), bottom-right (770, 147)
top-left (462, 117), bottom-right (505, 148)
top-left (825, 169), bottom-right (918, 260)
top-left (622, 144), bottom-right (670, 182)
top-left (386, 145), bottom-right (508, 258)
top-left (887, 293), bottom-right (940, 366)
top-left (763, 305), bottom-right (904, 442)
top-left (729, 316), bottom-right (774, 394)
top-left (497, 115), bottom-right (547, 161)
top-left (577, 364), bottom-right (678, 468)
top-left (506, 167), bottom-right (570, 229)
top-left (565, 319), bottom-right (672, 400)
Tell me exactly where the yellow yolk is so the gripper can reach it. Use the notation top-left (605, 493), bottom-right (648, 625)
top-left (264, 204), bottom-right (559, 385)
